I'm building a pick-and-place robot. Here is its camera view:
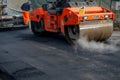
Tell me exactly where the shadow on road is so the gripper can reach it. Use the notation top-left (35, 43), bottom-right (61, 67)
top-left (16, 32), bottom-right (78, 54)
top-left (16, 30), bottom-right (120, 55)
top-left (0, 70), bottom-right (15, 80)
top-left (0, 27), bottom-right (28, 32)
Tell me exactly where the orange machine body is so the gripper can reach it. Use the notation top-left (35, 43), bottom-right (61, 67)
top-left (30, 6), bottom-right (114, 33)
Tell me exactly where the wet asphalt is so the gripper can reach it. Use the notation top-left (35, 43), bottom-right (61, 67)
top-left (0, 28), bottom-right (120, 80)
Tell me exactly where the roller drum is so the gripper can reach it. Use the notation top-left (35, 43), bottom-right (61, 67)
top-left (79, 20), bottom-right (113, 41)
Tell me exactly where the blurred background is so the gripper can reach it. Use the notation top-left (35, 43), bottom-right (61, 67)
top-left (5, 0), bottom-right (120, 29)
top-left (95, 0), bottom-right (120, 30)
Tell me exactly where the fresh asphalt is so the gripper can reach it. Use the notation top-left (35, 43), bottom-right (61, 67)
top-left (0, 28), bottom-right (120, 80)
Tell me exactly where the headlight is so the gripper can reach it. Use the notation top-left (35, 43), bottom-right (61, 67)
top-left (84, 16), bottom-right (88, 20)
top-left (105, 15), bottom-right (109, 19)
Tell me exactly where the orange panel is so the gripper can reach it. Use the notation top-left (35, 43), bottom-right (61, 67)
top-left (44, 13), bottom-right (58, 32)
top-left (29, 8), bottom-right (44, 22)
top-left (29, 6), bottom-right (114, 33)
top-left (85, 6), bottom-right (103, 13)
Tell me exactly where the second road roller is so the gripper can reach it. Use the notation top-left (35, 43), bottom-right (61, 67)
top-left (29, 0), bottom-right (114, 44)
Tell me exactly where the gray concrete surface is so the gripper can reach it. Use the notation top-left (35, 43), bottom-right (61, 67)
top-left (0, 28), bottom-right (120, 80)
top-left (7, 0), bottom-right (26, 10)
top-left (7, 0), bottom-right (25, 15)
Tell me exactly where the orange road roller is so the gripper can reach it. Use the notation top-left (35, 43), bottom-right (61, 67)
top-left (29, 0), bottom-right (114, 44)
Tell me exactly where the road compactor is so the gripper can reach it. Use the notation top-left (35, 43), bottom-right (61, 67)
top-left (29, 0), bottom-right (114, 44)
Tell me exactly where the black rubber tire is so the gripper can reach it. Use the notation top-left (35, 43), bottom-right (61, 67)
top-left (31, 21), bottom-right (39, 35)
top-left (64, 25), bottom-right (80, 45)
top-left (31, 19), bottom-right (45, 36)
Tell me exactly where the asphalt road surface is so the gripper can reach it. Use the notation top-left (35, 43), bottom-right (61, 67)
top-left (0, 28), bottom-right (120, 80)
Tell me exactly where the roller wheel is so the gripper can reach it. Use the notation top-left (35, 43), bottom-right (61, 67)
top-left (64, 25), bottom-right (80, 45)
top-left (31, 19), bottom-right (45, 36)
